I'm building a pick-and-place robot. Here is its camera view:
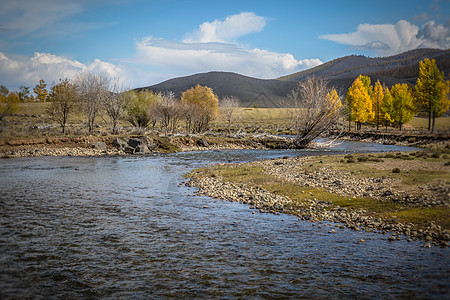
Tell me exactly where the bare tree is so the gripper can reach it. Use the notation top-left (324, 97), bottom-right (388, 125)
top-left (75, 71), bottom-right (110, 134)
top-left (220, 96), bottom-right (240, 133)
top-left (287, 77), bottom-right (342, 148)
top-left (102, 78), bottom-right (127, 134)
top-left (46, 79), bottom-right (78, 134)
top-left (155, 91), bottom-right (181, 135)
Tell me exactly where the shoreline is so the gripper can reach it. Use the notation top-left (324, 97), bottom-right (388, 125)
top-left (0, 134), bottom-right (291, 159)
top-left (1, 129), bottom-right (449, 159)
top-left (187, 153), bottom-right (449, 247)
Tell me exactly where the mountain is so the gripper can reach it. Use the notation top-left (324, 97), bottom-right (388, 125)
top-left (139, 48), bottom-right (450, 108)
top-left (279, 48), bottom-right (450, 88)
top-left (138, 71), bottom-right (297, 108)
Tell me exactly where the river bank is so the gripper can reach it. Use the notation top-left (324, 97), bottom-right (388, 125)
top-left (187, 151), bottom-right (450, 247)
top-left (0, 134), bottom-right (290, 158)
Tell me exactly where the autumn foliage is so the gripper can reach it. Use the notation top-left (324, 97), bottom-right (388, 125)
top-left (345, 59), bottom-right (449, 131)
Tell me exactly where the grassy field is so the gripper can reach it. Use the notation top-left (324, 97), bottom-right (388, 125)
top-left (409, 116), bottom-right (450, 130)
top-left (3, 103), bottom-right (450, 138)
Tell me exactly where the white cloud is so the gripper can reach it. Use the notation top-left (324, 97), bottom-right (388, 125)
top-left (183, 12), bottom-right (267, 43)
top-left (319, 19), bottom-right (450, 56)
top-left (418, 20), bottom-right (450, 49)
top-left (132, 37), bottom-right (322, 80)
top-left (127, 12), bottom-right (322, 82)
top-left (0, 52), bottom-right (125, 89)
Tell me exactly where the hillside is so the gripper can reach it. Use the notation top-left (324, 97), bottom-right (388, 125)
top-left (279, 48), bottom-right (450, 90)
top-left (139, 48), bottom-right (450, 108)
top-left (138, 71), bottom-right (297, 108)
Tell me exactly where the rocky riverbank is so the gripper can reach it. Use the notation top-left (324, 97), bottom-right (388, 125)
top-left (187, 154), bottom-right (450, 247)
top-left (330, 129), bottom-right (450, 150)
top-left (0, 134), bottom-right (290, 158)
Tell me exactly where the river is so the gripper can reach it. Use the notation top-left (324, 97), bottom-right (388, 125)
top-left (0, 140), bottom-right (448, 298)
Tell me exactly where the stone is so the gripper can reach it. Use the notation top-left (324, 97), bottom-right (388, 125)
top-left (128, 138), bottom-right (143, 148)
top-left (91, 141), bottom-right (107, 151)
top-left (135, 144), bottom-right (150, 154)
top-left (124, 145), bottom-right (135, 154)
top-left (112, 138), bottom-right (128, 150)
top-left (383, 190), bottom-right (393, 197)
top-left (197, 138), bottom-right (209, 147)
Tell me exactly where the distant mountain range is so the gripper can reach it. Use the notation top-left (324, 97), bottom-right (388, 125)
top-left (139, 48), bottom-right (450, 108)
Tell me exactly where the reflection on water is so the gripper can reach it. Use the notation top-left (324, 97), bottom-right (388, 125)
top-left (0, 141), bottom-right (448, 298)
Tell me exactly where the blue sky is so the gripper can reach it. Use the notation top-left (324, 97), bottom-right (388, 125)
top-left (0, 0), bottom-right (449, 90)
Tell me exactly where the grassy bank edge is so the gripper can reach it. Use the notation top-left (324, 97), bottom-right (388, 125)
top-left (186, 151), bottom-right (449, 235)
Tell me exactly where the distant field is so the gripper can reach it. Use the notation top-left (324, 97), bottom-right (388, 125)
top-left (13, 103), bottom-right (450, 132)
top-left (17, 102), bottom-right (50, 115)
top-left (409, 117), bottom-right (450, 131)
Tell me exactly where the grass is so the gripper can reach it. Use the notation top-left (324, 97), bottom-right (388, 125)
top-left (190, 152), bottom-right (450, 231)
top-left (409, 116), bottom-right (450, 131)
top-left (2, 103), bottom-right (449, 146)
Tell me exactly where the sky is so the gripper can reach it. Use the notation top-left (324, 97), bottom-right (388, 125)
top-left (0, 0), bottom-right (449, 91)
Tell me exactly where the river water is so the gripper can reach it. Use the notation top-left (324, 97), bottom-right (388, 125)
top-left (0, 140), bottom-right (448, 299)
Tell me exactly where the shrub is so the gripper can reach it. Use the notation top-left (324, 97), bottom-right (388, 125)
top-left (392, 168), bottom-right (401, 173)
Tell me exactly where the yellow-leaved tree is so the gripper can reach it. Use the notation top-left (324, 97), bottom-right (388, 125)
top-left (346, 75), bottom-right (373, 130)
top-left (0, 85), bottom-right (19, 120)
top-left (390, 83), bottom-right (415, 130)
top-left (381, 85), bottom-right (394, 130)
top-left (415, 58), bottom-right (450, 132)
top-left (372, 80), bottom-right (384, 130)
top-left (34, 79), bottom-right (48, 102)
top-left (181, 84), bottom-right (218, 133)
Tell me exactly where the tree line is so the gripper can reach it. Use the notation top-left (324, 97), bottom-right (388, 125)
top-left (0, 71), bottom-right (233, 135)
top-left (345, 58), bottom-right (449, 132)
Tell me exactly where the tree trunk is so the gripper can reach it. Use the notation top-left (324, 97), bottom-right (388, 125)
top-left (432, 111), bottom-right (435, 132)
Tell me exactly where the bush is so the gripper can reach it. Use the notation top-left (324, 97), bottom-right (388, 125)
top-left (392, 168), bottom-right (401, 173)
top-left (431, 152), bottom-right (441, 158)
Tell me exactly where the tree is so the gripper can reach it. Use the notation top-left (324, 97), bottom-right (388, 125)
top-left (18, 86), bottom-right (33, 102)
top-left (372, 80), bottom-right (384, 130)
top-left (346, 76), bottom-right (373, 130)
top-left (0, 89), bottom-right (19, 120)
top-left (34, 79), bottom-right (48, 102)
top-left (390, 83), bottom-right (415, 130)
top-left (75, 71), bottom-right (109, 134)
top-left (0, 85), bottom-right (9, 98)
top-left (288, 77), bottom-right (342, 148)
top-left (381, 85), bottom-right (394, 130)
top-left (155, 91), bottom-right (181, 135)
top-left (220, 96), bottom-right (240, 133)
top-left (415, 58), bottom-right (450, 132)
top-left (46, 79), bottom-right (78, 133)
top-left (125, 90), bottom-right (159, 129)
top-left (103, 78), bottom-right (128, 134)
top-left (180, 84), bottom-right (219, 133)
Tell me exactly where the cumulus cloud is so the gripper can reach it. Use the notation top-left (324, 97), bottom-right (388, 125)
top-left (132, 37), bottom-right (322, 80)
top-left (128, 12), bottom-right (322, 81)
top-left (319, 19), bottom-right (450, 56)
top-left (0, 52), bottom-right (125, 89)
top-left (183, 12), bottom-right (267, 43)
